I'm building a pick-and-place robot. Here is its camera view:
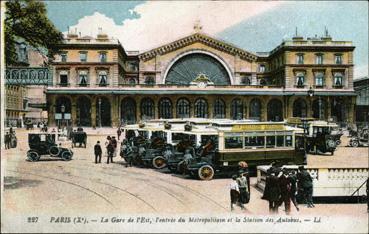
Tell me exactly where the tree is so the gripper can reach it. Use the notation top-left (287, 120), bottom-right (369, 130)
top-left (5, 0), bottom-right (64, 66)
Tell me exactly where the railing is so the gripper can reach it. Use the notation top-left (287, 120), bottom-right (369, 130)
top-left (350, 178), bottom-right (368, 203)
top-left (5, 67), bottom-right (52, 85)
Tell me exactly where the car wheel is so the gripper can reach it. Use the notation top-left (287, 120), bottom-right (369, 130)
top-left (335, 140), bottom-right (341, 146)
top-left (152, 156), bottom-right (167, 169)
top-left (198, 165), bottom-right (214, 180)
top-left (61, 151), bottom-right (72, 161)
top-left (49, 146), bottom-right (60, 156)
top-left (27, 150), bottom-right (40, 162)
top-left (351, 141), bottom-right (359, 147)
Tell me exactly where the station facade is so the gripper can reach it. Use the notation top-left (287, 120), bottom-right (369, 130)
top-left (47, 30), bottom-right (356, 127)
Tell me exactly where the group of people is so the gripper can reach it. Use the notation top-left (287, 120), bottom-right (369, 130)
top-left (93, 135), bottom-right (118, 164)
top-left (230, 165), bottom-right (251, 211)
top-left (262, 165), bottom-right (314, 214)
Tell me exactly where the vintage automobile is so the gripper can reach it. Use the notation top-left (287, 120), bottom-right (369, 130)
top-left (71, 127), bottom-right (87, 148)
top-left (349, 127), bottom-right (369, 147)
top-left (185, 120), bottom-right (306, 180)
top-left (27, 133), bottom-right (73, 162)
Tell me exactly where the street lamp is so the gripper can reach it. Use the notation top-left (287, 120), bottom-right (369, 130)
top-left (308, 86), bottom-right (314, 97)
top-left (61, 104), bottom-right (65, 128)
top-left (98, 98), bottom-right (102, 128)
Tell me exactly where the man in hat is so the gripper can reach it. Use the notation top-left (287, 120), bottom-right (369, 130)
top-left (94, 141), bottom-right (102, 163)
top-left (262, 167), bottom-right (281, 214)
top-left (298, 166), bottom-right (314, 208)
top-left (278, 168), bottom-right (292, 214)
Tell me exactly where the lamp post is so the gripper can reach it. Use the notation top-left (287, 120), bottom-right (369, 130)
top-left (61, 104), bottom-right (65, 128)
top-left (98, 98), bottom-right (102, 128)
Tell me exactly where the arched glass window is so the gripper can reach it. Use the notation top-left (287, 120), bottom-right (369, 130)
top-left (249, 98), bottom-right (261, 121)
top-left (292, 98), bottom-right (307, 117)
top-left (177, 98), bottom-right (190, 118)
top-left (330, 97), bottom-right (346, 122)
top-left (231, 98), bottom-right (243, 120)
top-left (267, 99), bottom-right (283, 121)
top-left (213, 98), bottom-right (225, 119)
top-left (159, 98), bottom-right (172, 119)
top-left (76, 96), bottom-right (91, 126)
top-left (121, 97), bottom-right (136, 124)
top-left (312, 98), bottom-right (326, 119)
top-left (194, 98), bottom-right (208, 118)
top-left (141, 98), bottom-right (155, 120)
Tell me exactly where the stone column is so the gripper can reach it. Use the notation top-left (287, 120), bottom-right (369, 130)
top-left (347, 96), bottom-right (355, 124)
top-left (136, 96), bottom-right (142, 123)
top-left (111, 95), bottom-right (119, 127)
top-left (260, 97), bottom-right (267, 121)
top-left (208, 96), bottom-right (214, 119)
top-left (91, 96), bottom-right (97, 128)
top-left (71, 96), bottom-right (77, 127)
top-left (225, 96), bottom-right (231, 119)
top-left (327, 96), bottom-right (331, 121)
top-left (48, 95), bottom-right (56, 127)
top-left (172, 96), bottom-right (177, 118)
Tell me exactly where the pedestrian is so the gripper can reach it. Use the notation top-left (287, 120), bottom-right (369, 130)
top-left (278, 168), bottom-right (292, 215)
top-left (4, 132), bottom-right (10, 149)
top-left (298, 166), bottom-right (314, 208)
top-left (289, 170), bottom-right (300, 211)
top-left (94, 141), bottom-right (102, 164)
top-left (230, 175), bottom-right (240, 211)
top-left (236, 170), bottom-right (250, 210)
top-left (117, 128), bottom-right (122, 141)
top-left (111, 136), bottom-right (118, 158)
top-left (262, 167), bottom-right (281, 214)
top-left (106, 141), bottom-right (114, 164)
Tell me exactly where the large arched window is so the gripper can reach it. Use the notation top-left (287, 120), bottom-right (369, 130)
top-left (213, 98), bottom-right (226, 119)
top-left (177, 98), bottom-right (190, 118)
top-left (292, 98), bottom-right (307, 117)
top-left (194, 98), bottom-right (208, 118)
top-left (76, 96), bottom-right (91, 126)
top-left (121, 97), bottom-right (136, 124)
top-left (331, 97), bottom-right (346, 123)
top-left (249, 98), bottom-right (261, 121)
top-left (231, 98), bottom-right (243, 120)
top-left (141, 98), bottom-right (155, 120)
top-left (96, 97), bottom-right (111, 127)
top-left (267, 99), bottom-right (283, 122)
top-left (159, 98), bottom-right (172, 119)
top-left (312, 98), bottom-right (326, 119)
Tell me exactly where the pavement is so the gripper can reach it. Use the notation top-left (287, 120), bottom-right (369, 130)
top-left (1, 128), bottom-right (368, 233)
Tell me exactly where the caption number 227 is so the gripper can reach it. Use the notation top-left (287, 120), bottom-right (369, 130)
top-left (27, 217), bottom-right (38, 223)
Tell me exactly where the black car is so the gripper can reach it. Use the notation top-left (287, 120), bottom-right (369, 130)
top-left (71, 128), bottom-right (87, 148)
top-left (27, 133), bottom-right (73, 162)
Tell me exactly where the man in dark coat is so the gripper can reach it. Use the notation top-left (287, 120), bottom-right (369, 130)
top-left (298, 166), bottom-right (314, 208)
top-left (278, 168), bottom-right (292, 214)
top-left (117, 128), bottom-right (122, 141)
top-left (262, 167), bottom-right (281, 214)
top-left (236, 170), bottom-right (250, 210)
top-left (4, 132), bottom-right (10, 149)
top-left (289, 170), bottom-right (300, 211)
top-left (94, 141), bottom-right (102, 163)
top-left (106, 140), bottom-right (114, 164)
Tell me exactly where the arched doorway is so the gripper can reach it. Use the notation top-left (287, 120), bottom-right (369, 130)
top-left (194, 98), bottom-right (208, 118)
top-left (159, 98), bottom-right (172, 119)
top-left (292, 98), bottom-right (307, 117)
top-left (96, 97), bottom-right (111, 127)
top-left (312, 98), bottom-right (326, 119)
top-left (249, 98), bottom-right (261, 121)
top-left (55, 96), bottom-right (71, 127)
top-left (331, 97), bottom-right (346, 123)
top-left (141, 98), bottom-right (155, 120)
top-left (121, 97), bottom-right (136, 124)
top-left (177, 98), bottom-right (190, 118)
top-left (213, 98), bottom-right (226, 119)
top-left (76, 96), bottom-right (91, 126)
top-left (267, 99), bottom-right (283, 121)
top-left (231, 98), bottom-right (243, 120)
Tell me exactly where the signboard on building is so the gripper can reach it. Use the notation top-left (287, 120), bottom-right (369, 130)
top-left (55, 113), bottom-right (62, 120)
top-left (64, 113), bottom-right (71, 120)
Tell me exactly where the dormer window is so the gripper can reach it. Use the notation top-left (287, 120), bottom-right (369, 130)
top-left (315, 54), bottom-right (323, 65)
top-left (99, 52), bottom-right (107, 63)
top-left (296, 54), bottom-right (304, 64)
top-left (79, 51), bottom-right (87, 62)
top-left (259, 65), bottom-right (265, 73)
top-left (78, 70), bottom-right (88, 86)
top-left (98, 70), bottom-right (108, 86)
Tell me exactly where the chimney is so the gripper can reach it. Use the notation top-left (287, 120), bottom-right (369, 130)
top-left (292, 27), bottom-right (303, 41)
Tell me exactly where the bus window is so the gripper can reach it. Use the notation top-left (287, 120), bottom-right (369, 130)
top-left (201, 135), bottom-right (218, 146)
top-left (225, 136), bottom-right (242, 149)
top-left (138, 130), bottom-right (148, 138)
top-left (276, 136), bottom-right (284, 147)
top-left (285, 135), bottom-right (293, 147)
top-left (246, 136), bottom-right (265, 148)
top-left (266, 136), bottom-right (276, 148)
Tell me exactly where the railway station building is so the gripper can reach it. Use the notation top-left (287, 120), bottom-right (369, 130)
top-left (47, 29), bottom-right (356, 128)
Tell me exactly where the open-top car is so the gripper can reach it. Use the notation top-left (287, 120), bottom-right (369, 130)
top-left (27, 133), bottom-right (73, 162)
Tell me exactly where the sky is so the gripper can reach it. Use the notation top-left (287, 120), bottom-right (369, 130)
top-left (45, 1), bottom-right (368, 78)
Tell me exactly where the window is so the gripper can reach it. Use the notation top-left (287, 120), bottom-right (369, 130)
top-left (333, 73), bottom-right (343, 87)
top-left (99, 52), bottom-right (107, 62)
top-left (213, 98), bottom-right (225, 118)
top-left (78, 70), bottom-right (88, 86)
top-left (59, 71), bottom-right (68, 86)
top-left (129, 78), bottom-right (136, 85)
top-left (259, 78), bottom-right (267, 86)
top-left (225, 136), bottom-right (243, 149)
top-left (244, 136), bottom-right (265, 148)
top-left (231, 98), bottom-right (243, 120)
top-left (249, 98), bottom-right (261, 121)
top-left (79, 52), bottom-right (87, 62)
top-left (315, 54), bottom-right (323, 64)
top-left (177, 98), bottom-right (190, 118)
top-left (144, 76), bottom-right (155, 85)
top-left (276, 136), bottom-right (284, 147)
top-left (315, 72), bottom-right (324, 87)
top-left (61, 53), bottom-right (67, 62)
top-left (285, 135), bottom-right (293, 147)
top-left (141, 98), bottom-right (155, 120)
top-left (241, 76), bottom-right (251, 85)
top-left (335, 54), bottom-right (343, 64)
top-left (159, 98), bottom-right (172, 119)
top-left (296, 73), bottom-right (305, 87)
top-left (98, 71), bottom-right (108, 86)
top-left (194, 98), bottom-right (208, 118)
top-left (259, 65), bottom-right (265, 73)
top-left (266, 136), bottom-right (276, 148)
top-left (296, 54), bottom-right (304, 64)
